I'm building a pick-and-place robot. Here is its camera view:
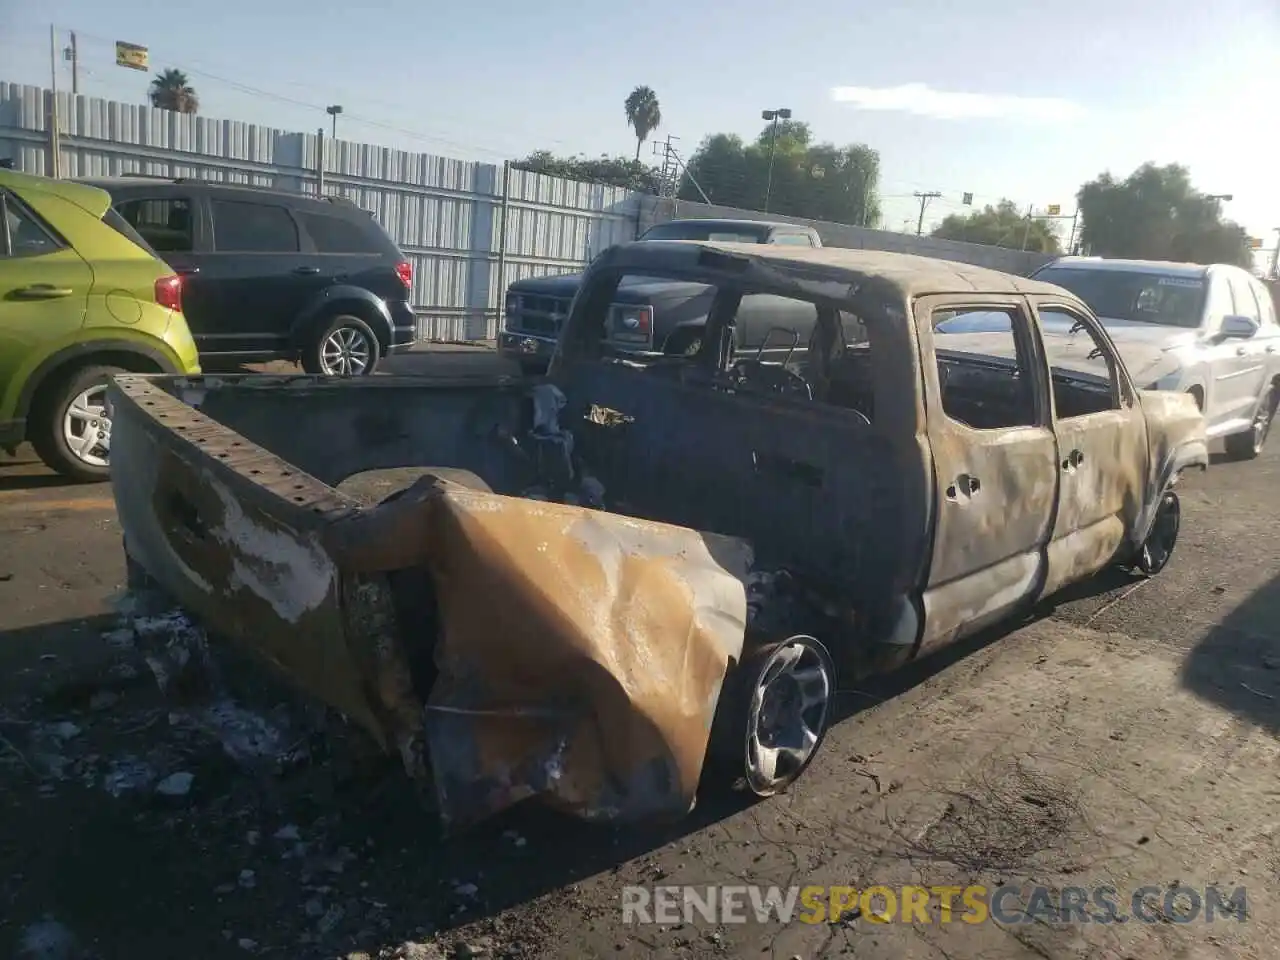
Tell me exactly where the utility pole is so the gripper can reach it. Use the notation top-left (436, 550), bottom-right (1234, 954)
top-left (316, 127), bottom-right (325, 197)
top-left (1021, 203), bottom-right (1036, 251)
top-left (68, 32), bottom-right (78, 94)
top-left (48, 25), bottom-right (61, 179)
top-left (761, 108), bottom-right (792, 214)
top-left (1270, 227), bottom-right (1280, 279)
top-left (912, 191), bottom-right (941, 236)
top-left (1066, 208), bottom-right (1079, 254)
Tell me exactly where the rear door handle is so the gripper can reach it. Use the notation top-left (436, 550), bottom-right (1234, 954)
top-left (293, 266), bottom-right (322, 275)
top-left (11, 284), bottom-right (73, 299)
top-left (1236, 345), bottom-right (1248, 356)
top-left (1062, 448), bottom-right (1085, 471)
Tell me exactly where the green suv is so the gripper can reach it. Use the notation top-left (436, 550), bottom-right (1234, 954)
top-left (0, 169), bottom-right (201, 481)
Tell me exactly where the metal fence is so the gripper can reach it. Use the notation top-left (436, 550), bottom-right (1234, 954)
top-left (1, 82), bottom-right (1056, 342)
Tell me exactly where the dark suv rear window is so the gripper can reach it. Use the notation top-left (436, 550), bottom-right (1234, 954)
top-left (211, 200), bottom-right (300, 253)
top-left (298, 210), bottom-right (386, 254)
top-left (116, 197), bottom-right (193, 253)
top-left (103, 206), bottom-right (159, 257)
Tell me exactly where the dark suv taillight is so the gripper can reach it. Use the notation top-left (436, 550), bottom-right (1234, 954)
top-left (155, 275), bottom-right (182, 312)
top-left (395, 260), bottom-right (413, 293)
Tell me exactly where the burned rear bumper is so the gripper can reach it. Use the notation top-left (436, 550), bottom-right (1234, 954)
top-left (107, 373), bottom-right (754, 828)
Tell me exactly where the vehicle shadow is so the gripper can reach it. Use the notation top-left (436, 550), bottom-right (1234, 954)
top-left (0, 450), bottom-right (92, 492)
top-left (1178, 572), bottom-right (1280, 734)
top-left (0, 472), bottom-right (85, 493)
top-left (827, 565), bottom-right (1146, 725)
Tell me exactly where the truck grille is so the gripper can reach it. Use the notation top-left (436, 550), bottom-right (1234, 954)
top-left (505, 294), bottom-right (570, 337)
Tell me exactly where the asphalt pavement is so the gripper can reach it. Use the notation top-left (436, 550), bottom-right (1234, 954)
top-left (0, 346), bottom-right (1276, 960)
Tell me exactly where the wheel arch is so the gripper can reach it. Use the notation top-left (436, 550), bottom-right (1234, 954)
top-left (17, 340), bottom-right (179, 430)
top-left (290, 286), bottom-right (394, 353)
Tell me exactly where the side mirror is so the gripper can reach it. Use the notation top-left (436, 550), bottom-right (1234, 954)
top-left (1220, 315), bottom-right (1259, 340)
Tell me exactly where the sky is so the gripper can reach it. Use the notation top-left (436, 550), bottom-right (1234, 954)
top-left (3, 0), bottom-right (1278, 265)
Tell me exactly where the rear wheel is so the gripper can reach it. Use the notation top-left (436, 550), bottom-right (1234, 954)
top-left (1135, 490), bottom-right (1181, 576)
top-left (664, 328), bottom-right (705, 357)
top-left (1222, 384), bottom-right (1276, 461)
top-left (713, 635), bottom-right (835, 797)
top-left (302, 315), bottom-right (381, 376)
top-left (29, 364), bottom-right (125, 482)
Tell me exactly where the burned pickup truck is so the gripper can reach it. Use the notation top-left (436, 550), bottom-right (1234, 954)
top-left (107, 242), bottom-right (1207, 830)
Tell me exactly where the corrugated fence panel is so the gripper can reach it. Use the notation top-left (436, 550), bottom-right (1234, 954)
top-left (1, 82), bottom-right (1055, 343)
top-left (0, 82), bottom-right (642, 342)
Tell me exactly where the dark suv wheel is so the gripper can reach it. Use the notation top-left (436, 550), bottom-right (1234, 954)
top-left (302, 315), bottom-right (381, 376)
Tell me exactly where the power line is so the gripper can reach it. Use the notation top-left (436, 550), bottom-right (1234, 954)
top-left (19, 23), bottom-right (524, 161)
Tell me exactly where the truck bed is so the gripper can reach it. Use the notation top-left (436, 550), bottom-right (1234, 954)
top-left (107, 365), bottom-right (915, 828)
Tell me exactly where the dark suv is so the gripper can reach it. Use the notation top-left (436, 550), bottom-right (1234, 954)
top-left (77, 177), bottom-right (418, 375)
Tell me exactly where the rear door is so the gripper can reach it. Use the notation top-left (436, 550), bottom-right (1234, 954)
top-left (1032, 298), bottom-right (1148, 598)
top-left (0, 189), bottom-right (93, 417)
top-left (1224, 270), bottom-right (1270, 415)
top-left (201, 197), bottom-right (318, 356)
top-left (1200, 271), bottom-right (1253, 430)
top-left (1250, 276), bottom-right (1280, 383)
top-left (294, 206), bottom-right (393, 298)
top-left (917, 294), bottom-right (1059, 654)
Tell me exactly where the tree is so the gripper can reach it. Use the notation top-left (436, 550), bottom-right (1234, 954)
top-left (932, 199), bottom-right (1061, 253)
top-left (624, 86), bottom-right (662, 162)
top-left (148, 69), bottom-right (199, 114)
top-left (677, 121), bottom-right (882, 227)
top-left (511, 150), bottom-right (662, 193)
top-left (1076, 163), bottom-right (1253, 267)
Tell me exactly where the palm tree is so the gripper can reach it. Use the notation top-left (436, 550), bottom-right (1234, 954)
top-left (149, 69), bottom-right (199, 114)
top-left (624, 86), bottom-right (661, 161)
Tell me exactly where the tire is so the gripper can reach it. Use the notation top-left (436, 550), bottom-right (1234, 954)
top-left (301, 314), bottom-right (382, 376)
top-left (663, 328), bottom-right (705, 357)
top-left (1135, 490), bottom-right (1181, 576)
top-left (1222, 384), bottom-right (1276, 462)
top-left (29, 364), bottom-right (125, 483)
top-left (710, 635), bottom-right (835, 798)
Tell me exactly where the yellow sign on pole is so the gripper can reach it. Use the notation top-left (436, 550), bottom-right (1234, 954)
top-left (1046, 204), bottom-right (1061, 216)
top-left (115, 41), bottom-right (149, 71)
top-left (1248, 237), bottom-right (1264, 249)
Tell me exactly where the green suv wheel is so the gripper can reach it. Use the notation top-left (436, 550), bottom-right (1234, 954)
top-left (29, 365), bottom-right (124, 483)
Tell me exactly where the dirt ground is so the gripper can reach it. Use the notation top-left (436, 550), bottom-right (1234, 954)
top-left (1, 346), bottom-right (1278, 960)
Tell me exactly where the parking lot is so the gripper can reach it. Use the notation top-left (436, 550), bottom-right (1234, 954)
top-left (1, 345), bottom-right (1278, 960)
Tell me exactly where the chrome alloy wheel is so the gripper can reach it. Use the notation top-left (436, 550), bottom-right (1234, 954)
top-left (319, 326), bottom-right (373, 376)
top-left (743, 636), bottom-right (833, 796)
top-left (62, 383), bottom-right (112, 468)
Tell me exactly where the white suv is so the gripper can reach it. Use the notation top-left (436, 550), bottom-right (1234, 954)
top-left (1031, 257), bottom-right (1280, 461)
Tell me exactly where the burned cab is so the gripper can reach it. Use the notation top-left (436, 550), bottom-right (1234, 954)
top-left (107, 242), bottom-right (1207, 830)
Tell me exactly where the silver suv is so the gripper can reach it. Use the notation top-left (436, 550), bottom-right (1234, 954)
top-left (1031, 257), bottom-right (1279, 461)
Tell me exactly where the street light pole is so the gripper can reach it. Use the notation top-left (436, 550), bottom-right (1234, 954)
top-left (1270, 227), bottom-right (1280, 279)
top-left (326, 104), bottom-right (343, 139)
top-left (760, 107), bottom-right (791, 214)
top-left (1205, 193), bottom-right (1233, 216)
